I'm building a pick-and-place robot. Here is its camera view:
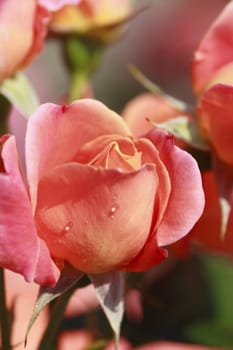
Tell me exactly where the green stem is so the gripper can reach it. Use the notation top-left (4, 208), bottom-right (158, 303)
top-left (63, 36), bottom-right (103, 102)
top-left (68, 70), bottom-right (89, 102)
top-left (38, 283), bottom-right (77, 350)
top-left (0, 268), bottom-right (11, 350)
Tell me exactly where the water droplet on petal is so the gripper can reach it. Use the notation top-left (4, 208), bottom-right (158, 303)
top-left (111, 206), bottom-right (116, 214)
top-left (108, 203), bottom-right (119, 219)
top-left (61, 221), bottom-right (73, 235)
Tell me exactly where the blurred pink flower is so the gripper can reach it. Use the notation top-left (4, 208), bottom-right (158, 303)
top-left (191, 1), bottom-right (233, 95)
top-left (58, 330), bottom-right (94, 350)
top-left (0, 0), bottom-right (48, 81)
top-left (50, 0), bottom-right (133, 33)
top-left (0, 0), bottom-right (82, 82)
top-left (0, 270), bottom-right (48, 350)
top-left (191, 2), bottom-right (233, 165)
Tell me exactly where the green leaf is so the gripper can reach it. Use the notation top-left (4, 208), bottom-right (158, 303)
top-left (0, 71), bottom-right (39, 117)
top-left (25, 264), bottom-right (83, 346)
top-left (88, 271), bottom-right (125, 345)
top-left (184, 255), bottom-right (233, 347)
top-left (150, 116), bottom-right (209, 151)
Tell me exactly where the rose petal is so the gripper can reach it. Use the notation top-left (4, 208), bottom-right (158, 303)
top-left (77, 135), bottom-right (142, 171)
top-left (33, 238), bottom-right (60, 286)
top-left (0, 0), bottom-right (36, 81)
top-left (122, 236), bottom-right (168, 272)
top-left (35, 163), bottom-right (157, 273)
top-left (146, 129), bottom-right (205, 246)
top-left (135, 137), bottom-right (171, 230)
top-left (197, 83), bottom-right (233, 164)
top-left (0, 135), bottom-right (38, 281)
top-left (21, 5), bottom-right (50, 69)
top-left (191, 1), bottom-right (233, 95)
top-left (26, 100), bottom-right (131, 211)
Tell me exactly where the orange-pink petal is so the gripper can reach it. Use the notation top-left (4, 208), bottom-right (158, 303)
top-left (0, 135), bottom-right (38, 281)
top-left (33, 238), bottom-right (60, 286)
top-left (146, 129), bottom-right (205, 246)
top-left (191, 1), bottom-right (233, 95)
top-left (26, 100), bottom-right (131, 211)
top-left (35, 163), bottom-right (157, 273)
top-left (197, 83), bottom-right (233, 164)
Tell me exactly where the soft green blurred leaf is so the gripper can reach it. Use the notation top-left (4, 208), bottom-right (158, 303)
top-left (0, 72), bottom-right (39, 117)
top-left (184, 255), bottom-right (233, 347)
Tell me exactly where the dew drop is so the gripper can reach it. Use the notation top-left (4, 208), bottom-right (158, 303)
top-left (61, 221), bottom-right (73, 235)
top-left (108, 203), bottom-right (119, 219)
top-left (110, 206), bottom-right (116, 214)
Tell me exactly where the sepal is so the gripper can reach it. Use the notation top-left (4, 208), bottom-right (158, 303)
top-left (88, 271), bottom-right (125, 345)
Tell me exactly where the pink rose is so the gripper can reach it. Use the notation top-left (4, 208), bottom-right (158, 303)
top-left (191, 2), bottom-right (233, 165)
top-left (190, 0), bottom-right (233, 163)
top-left (0, 99), bottom-right (204, 284)
top-left (0, 0), bottom-right (50, 82)
top-left (0, 0), bottom-right (81, 82)
top-left (197, 83), bottom-right (233, 165)
top-left (191, 1), bottom-right (233, 96)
